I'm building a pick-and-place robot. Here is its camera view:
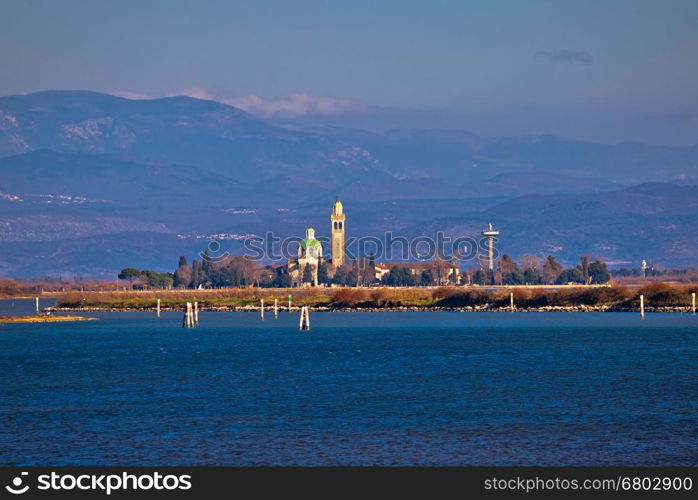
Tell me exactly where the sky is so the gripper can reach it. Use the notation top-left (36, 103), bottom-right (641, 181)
top-left (1, 0), bottom-right (697, 144)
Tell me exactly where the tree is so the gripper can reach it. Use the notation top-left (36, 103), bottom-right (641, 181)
top-left (141, 270), bottom-right (173, 289)
top-left (216, 256), bottom-right (256, 287)
top-left (118, 268), bottom-right (141, 282)
top-left (473, 268), bottom-right (493, 285)
top-left (201, 251), bottom-right (215, 283)
top-left (317, 261), bottom-right (330, 285)
top-left (173, 256), bottom-right (192, 288)
top-left (382, 266), bottom-right (418, 286)
top-left (430, 258), bottom-right (451, 285)
top-left (354, 256), bottom-right (375, 286)
top-left (497, 254), bottom-right (522, 285)
top-left (579, 254), bottom-right (591, 282)
top-left (332, 265), bottom-right (350, 285)
top-left (302, 264), bottom-right (314, 285)
top-left (191, 260), bottom-right (205, 289)
top-left (588, 259), bottom-right (610, 284)
top-left (519, 255), bottom-right (541, 284)
top-left (542, 256), bottom-right (563, 284)
top-left (420, 269), bottom-right (435, 286)
top-left (271, 267), bottom-right (291, 287)
top-left (556, 267), bottom-right (585, 284)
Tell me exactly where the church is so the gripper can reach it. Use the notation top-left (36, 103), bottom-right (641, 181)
top-left (288, 197), bottom-right (346, 287)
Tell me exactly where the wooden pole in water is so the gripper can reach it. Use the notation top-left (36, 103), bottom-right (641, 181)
top-left (35, 296), bottom-right (39, 313)
top-left (640, 294), bottom-right (645, 319)
top-left (274, 298), bottom-right (278, 319)
top-left (510, 292), bottom-right (514, 311)
top-left (299, 306), bottom-right (310, 330)
top-left (194, 301), bottom-right (199, 325)
top-left (260, 299), bottom-right (264, 320)
top-left (157, 298), bottom-right (161, 318)
top-left (692, 292), bottom-right (696, 315)
top-left (183, 302), bottom-right (191, 328)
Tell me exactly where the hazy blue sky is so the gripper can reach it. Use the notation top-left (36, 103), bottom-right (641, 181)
top-left (1, 0), bottom-right (697, 144)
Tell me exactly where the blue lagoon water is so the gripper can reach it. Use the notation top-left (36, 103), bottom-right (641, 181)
top-left (0, 302), bottom-right (696, 465)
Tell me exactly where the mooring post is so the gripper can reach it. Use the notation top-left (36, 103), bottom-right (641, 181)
top-left (510, 292), bottom-right (514, 311)
top-left (299, 306), bottom-right (310, 331)
top-left (274, 298), bottom-right (278, 319)
top-left (35, 296), bottom-right (39, 313)
top-left (194, 301), bottom-right (199, 325)
top-left (157, 298), bottom-right (161, 318)
top-left (183, 302), bottom-right (191, 328)
top-left (640, 294), bottom-right (645, 319)
top-left (692, 292), bottom-right (696, 315)
top-left (260, 299), bottom-right (264, 320)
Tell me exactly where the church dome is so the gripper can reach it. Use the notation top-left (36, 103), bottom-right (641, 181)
top-left (300, 225), bottom-right (322, 254)
top-left (300, 238), bottom-right (322, 250)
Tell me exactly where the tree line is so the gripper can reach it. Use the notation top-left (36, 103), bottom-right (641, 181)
top-left (470, 254), bottom-right (610, 286)
top-left (116, 253), bottom-right (611, 289)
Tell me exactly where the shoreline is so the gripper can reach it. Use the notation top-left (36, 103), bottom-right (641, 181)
top-left (0, 314), bottom-right (98, 323)
top-left (46, 305), bottom-right (695, 313)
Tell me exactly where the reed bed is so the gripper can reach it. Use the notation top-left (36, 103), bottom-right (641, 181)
top-left (53, 284), bottom-right (698, 310)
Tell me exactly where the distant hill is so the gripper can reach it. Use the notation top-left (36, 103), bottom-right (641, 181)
top-left (407, 183), bottom-right (698, 267)
top-left (0, 90), bottom-right (697, 275)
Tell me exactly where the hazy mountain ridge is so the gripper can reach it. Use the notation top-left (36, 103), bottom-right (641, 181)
top-left (1, 90), bottom-right (697, 275)
top-left (406, 183), bottom-right (698, 267)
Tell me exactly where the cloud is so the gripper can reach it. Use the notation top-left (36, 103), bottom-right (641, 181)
top-left (224, 93), bottom-right (363, 118)
top-left (108, 89), bottom-right (364, 118)
top-left (535, 49), bottom-right (593, 66)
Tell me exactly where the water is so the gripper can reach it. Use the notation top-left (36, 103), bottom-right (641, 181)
top-left (0, 300), bottom-right (696, 465)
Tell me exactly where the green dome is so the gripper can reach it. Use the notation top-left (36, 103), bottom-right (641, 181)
top-left (300, 238), bottom-right (322, 249)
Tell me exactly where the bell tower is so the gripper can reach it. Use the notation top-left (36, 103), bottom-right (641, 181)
top-left (330, 197), bottom-right (346, 268)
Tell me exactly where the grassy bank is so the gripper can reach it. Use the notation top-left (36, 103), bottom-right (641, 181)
top-left (53, 283), bottom-right (697, 311)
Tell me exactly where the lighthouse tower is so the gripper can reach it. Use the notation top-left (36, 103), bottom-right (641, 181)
top-left (330, 197), bottom-right (346, 268)
top-left (481, 223), bottom-right (500, 271)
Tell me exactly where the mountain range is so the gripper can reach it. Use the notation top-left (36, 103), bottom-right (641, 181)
top-left (1, 90), bottom-right (697, 276)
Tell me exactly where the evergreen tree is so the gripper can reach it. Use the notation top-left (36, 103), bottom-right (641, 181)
top-left (118, 268), bottom-right (142, 282)
top-left (579, 254), bottom-right (591, 282)
top-left (201, 251), bottom-right (215, 284)
top-left (272, 267), bottom-right (291, 287)
top-left (588, 259), bottom-right (611, 284)
top-left (382, 266), bottom-right (418, 286)
top-left (317, 261), bottom-right (330, 285)
top-left (141, 270), bottom-right (174, 289)
top-left (420, 269), bottom-right (435, 286)
top-left (555, 267), bottom-right (585, 284)
top-left (332, 265), bottom-right (350, 285)
top-left (302, 264), bottom-right (314, 285)
top-left (367, 253), bottom-right (377, 285)
top-left (191, 260), bottom-right (204, 289)
top-left (473, 268), bottom-right (494, 285)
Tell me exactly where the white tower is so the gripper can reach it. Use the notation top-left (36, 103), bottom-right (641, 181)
top-left (481, 223), bottom-right (500, 271)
